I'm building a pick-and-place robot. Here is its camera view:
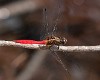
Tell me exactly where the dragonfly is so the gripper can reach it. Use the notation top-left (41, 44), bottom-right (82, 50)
top-left (15, 0), bottom-right (70, 79)
top-left (15, 35), bottom-right (67, 46)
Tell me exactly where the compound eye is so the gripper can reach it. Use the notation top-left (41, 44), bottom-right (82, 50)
top-left (62, 38), bottom-right (67, 45)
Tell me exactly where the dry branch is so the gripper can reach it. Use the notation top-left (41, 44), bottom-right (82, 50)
top-left (0, 41), bottom-right (45, 49)
top-left (0, 41), bottom-right (100, 52)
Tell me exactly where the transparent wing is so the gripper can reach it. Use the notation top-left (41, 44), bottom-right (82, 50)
top-left (40, 0), bottom-right (71, 79)
top-left (40, 0), bottom-right (63, 40)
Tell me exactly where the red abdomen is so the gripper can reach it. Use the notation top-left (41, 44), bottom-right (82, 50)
top-left (15, 40), bottom-right (46, 44)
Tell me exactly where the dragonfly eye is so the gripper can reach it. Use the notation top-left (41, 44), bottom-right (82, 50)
top-left (60, 38), bottom-right (67, 45)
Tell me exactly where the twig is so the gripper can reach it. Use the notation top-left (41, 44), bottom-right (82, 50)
top-left (0, 41), bottom-right (46, 49)
top-left (59, 46), bottom-right (100, 52)
top-left (0, 41), bottom-right (100, 52)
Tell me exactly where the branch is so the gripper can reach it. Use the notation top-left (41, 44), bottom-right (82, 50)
top-left (59, 46), bottom-right (100, 52)
top-left (0, 41), bottom-right (45, 49)
top-left (0, 41), bottom-right (100, 52)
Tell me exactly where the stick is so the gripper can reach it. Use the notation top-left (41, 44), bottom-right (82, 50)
top-left (0, 41), bottom-right (100, 52)
top-left (59, 46), bottom-right (100, 52)
top-left (0, 41), bottom-right (45, 49)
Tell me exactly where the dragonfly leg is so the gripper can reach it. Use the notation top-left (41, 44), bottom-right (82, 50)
top-left (49, 45), bottom-right (59, 51)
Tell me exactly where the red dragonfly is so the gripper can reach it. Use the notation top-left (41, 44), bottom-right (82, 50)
top-left (15, 0), bottom-right (69, 79)
top-left (14, 36), bottom-right (67, 46)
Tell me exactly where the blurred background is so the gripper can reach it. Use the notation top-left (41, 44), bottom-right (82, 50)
top-left (0, 0), bottom-right (100, 80)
